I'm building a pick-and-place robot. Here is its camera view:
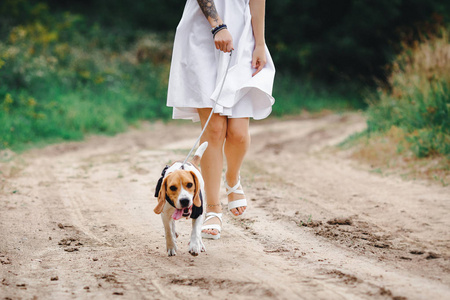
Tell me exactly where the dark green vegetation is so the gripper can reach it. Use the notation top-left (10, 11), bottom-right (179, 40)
top-left (266, 0), bottom-right (449, 83)
top-left (0, 0), bottom-right (448, 151)
top-left (33, 0), bottom-right (449, 84)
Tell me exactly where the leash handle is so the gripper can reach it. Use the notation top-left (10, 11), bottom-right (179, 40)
top-left (181, 50), bottom-right (233, 166)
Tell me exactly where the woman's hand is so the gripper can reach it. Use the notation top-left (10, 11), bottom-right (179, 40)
top-left (214, 29), bottom-right (234, 53)
top-left (251, 45), bottom-right (266, 76)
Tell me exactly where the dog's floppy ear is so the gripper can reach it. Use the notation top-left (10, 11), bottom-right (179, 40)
top-left (190, 171), bottom-right (201, 208)
top-left (154, 177), bottom-right (167, 214)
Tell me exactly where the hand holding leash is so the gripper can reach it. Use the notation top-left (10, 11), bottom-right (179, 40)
top-left (214, 28), bottom-right (234, 53)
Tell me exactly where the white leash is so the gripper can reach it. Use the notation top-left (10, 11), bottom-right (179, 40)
top-left (181, 50), bottom-right (233, 166)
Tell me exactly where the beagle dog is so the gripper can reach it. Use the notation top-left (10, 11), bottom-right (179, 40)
top-left (154, 142), bottom-right (208, 256)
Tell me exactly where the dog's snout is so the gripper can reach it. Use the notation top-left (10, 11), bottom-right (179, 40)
top-left (179, 198), bottom-right (190, 208)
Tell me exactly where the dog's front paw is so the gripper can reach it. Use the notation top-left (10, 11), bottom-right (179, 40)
top-left (167, 247), bottom-right (177, 256)
top-left (188, 239), bottom-right (204, 256)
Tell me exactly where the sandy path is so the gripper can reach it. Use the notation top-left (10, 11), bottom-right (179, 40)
top-left (1, 113), bottom-right (449, 300)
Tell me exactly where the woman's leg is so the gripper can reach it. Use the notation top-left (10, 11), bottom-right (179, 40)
top-left (198, 108), bottom-right (227, 236)
top-left (224, 118), bottom-right (250, 216)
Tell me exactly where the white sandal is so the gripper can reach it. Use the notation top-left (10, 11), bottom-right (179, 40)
top-left (225, 177), bottom-right (247, 218)
top-left (201, 212), bottom-right (223, 240)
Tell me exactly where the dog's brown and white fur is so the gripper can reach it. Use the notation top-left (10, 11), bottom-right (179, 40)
top-left (154, 142), bottom-right (208, 256)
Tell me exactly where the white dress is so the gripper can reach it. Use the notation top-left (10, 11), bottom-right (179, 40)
top-left (167, 0), bottom-right (275, 122)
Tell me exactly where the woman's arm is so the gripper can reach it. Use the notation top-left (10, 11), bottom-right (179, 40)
top-left (249, 0), bottom-right (267, 76)
top-left (197, 0), bottom-right (233, 53)
top-left (196, 0), bottom-right (221, 28)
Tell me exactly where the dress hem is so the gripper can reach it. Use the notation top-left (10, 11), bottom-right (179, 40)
top-left (169, 85), bottom-right (275, 123)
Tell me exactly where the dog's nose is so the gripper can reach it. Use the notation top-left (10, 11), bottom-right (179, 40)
top-left (179, 198), bottom-right (190, 208)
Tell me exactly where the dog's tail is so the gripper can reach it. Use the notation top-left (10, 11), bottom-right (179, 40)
top-left (192, 142), bottom-right (208, 166)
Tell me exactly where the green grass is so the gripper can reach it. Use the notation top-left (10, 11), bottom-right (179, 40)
top-left (272, 75), bottom-right (366, 115)
top-left (0, 66), bottom-right (172, 151)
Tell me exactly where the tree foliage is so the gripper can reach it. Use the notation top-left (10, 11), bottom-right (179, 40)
top-left (265, 0), bottom-right (449, 83)
top-left (1, 0), bottom-right (449, 84)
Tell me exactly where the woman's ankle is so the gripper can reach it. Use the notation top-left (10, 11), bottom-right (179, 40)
top-left (205, 203), bottom-right (222, 213)
top-left (225, 172), bottom-right (239, 186)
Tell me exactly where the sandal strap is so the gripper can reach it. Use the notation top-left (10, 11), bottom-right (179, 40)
top-left (225, 177), bottom-right (242, 196)
top-left (202, 212), bottom-right (223, 233)
top-left (227, 189), bottom-right (244, 196)
top-left (228, 199), bottom-right (247, 210)
top-left (204, 212), bottom-right (223, 223)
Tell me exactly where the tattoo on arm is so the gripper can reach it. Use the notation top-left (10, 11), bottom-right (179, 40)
top-left (197, 0), bottom-right (219, 24)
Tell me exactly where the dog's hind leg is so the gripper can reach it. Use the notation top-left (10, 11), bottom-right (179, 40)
top-left (162, 214), bottom-right (177, 256)
top-left (189, 214), bottom-right (206, 256)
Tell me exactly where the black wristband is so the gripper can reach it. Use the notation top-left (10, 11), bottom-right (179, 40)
top-left (211, 24), bottom-right (227, 37)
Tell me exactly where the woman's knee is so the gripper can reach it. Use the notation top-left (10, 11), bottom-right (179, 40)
top-left (226, 123), bottom-right (250, 144)
top-left (205, 119), bottom-right (227, 145)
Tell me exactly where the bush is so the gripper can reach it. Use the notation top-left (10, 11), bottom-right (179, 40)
top-left (365, 28), bottom-right (450, 158)
top-left (0, 4), bottom-right (171, 151)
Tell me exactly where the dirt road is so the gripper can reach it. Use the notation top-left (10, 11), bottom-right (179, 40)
top-left (1, 113), bottom-right (449, 299)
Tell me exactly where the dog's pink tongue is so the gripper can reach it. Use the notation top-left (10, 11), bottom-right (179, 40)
top-left (172, 209), bottom-right (183, 220)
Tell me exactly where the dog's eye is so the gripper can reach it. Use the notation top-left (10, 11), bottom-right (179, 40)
top-left (169, 185), bottom-right (177, 191)
top-left (186, 182), bottom-right (193, 188)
